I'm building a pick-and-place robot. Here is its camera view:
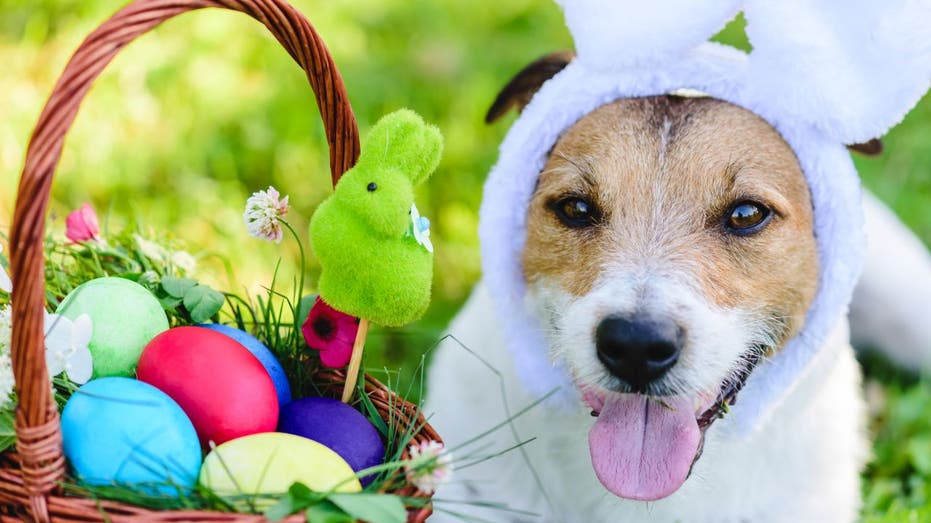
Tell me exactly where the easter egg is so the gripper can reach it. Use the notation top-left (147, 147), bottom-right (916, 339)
top-left (197, 324), bottom-right (291, 406)
top-left (61, 377), bottom-right (200, 493)
top-left (56, 277), bottom-right (168, 377)
top-left (137, 326), bottom-right (278, 446)
top-left (200, 432), bottom-right (361, 505)
top-left (278, 397), bottom-right (385, 486)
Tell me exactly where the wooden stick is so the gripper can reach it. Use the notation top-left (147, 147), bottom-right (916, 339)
top-left (341, 318), bottom-right (370, 403)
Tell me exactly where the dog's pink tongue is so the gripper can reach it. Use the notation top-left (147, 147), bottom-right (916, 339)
top-left (589, 394), bottom-right (700, 501)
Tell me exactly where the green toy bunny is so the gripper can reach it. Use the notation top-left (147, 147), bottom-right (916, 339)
top-left (310, 109), bottom-right (443, 327)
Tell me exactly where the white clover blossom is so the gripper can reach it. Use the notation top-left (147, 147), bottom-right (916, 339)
top-left (43, 312), bottom-right (93, 385)
top-left (0, 306), bottom-right (14, 410)
top-left (405, 440), bottom-right (452, 494)
top-left (244, 186), bottom-right (290, 243)
top-left (170, 250), bottom-right (197, 274)
top-left (409, 204), bottom-right (433, 253)
top-left (134, 234), bottom-right (197, 274)
top-left (133, 234), bottom-right (168, 262)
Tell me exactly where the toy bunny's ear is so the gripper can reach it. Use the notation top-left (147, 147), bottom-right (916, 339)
top-left (358, 109), bottom-right (443, 185)
top-left (410, 122), bottom-right (442, 186)
top-left (555, 0), bottom-right (740, 70)
top-left (744, 0), bottom-right (931, 144)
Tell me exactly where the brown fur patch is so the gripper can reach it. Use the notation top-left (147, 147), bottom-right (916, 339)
top-left (522, 96), bottom-right (818, 347)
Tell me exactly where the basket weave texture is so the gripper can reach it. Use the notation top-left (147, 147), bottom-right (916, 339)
top-left (2, 1), bottom-right (440, 521)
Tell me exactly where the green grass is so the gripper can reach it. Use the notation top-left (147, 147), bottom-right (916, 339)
top-left (2, 1), bottom-right (930, 520)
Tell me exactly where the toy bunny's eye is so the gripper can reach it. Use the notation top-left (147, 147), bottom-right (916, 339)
top-left (367, 182), bottom-right (377, 192)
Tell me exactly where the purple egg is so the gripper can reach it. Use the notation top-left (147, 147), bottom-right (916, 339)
top-left (278, 397), bottom-right (385, 486)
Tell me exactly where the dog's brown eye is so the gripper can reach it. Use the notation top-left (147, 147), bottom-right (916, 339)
top-left (724, 201), bottom-right (772, 234)
top-left (551, 196), bottom-right (600, 228)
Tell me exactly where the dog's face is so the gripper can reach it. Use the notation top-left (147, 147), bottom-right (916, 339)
top-left (524, 95), bottom-right (818, 390)
top-left (516, 94), bottom-right (819, 500)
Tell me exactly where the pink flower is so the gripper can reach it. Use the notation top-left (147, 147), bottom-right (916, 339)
top-left (65, 204), bottom-right (100, 243)
top-left (301, 296), bottom-right (359, 368)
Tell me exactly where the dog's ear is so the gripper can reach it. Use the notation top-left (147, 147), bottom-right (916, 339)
top-left (486, 50), bottom-right (575, 124)
top-left (847, 138), bottom-right (883, 156)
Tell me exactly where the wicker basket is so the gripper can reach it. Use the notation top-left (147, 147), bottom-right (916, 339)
top-left (1, 1), bottom-right (441, 521)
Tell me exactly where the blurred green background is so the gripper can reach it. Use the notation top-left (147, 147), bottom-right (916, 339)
top-left (1, 1), bottom-right (930, 520)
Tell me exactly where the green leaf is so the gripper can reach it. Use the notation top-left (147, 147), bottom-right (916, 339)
top-left (183, 285), bottom-right (225, 323)
top-left (328, 493), bottom-right (406, 523)
top-left (0, 408), bottom-right (15, 453)
top-left (264, 495), bottom-right (297, 521)
top-left (305, 500), bottom-right (355, 523)
top-left (161, 277), bottom-right (197, 298)
top-left (158, 296), bottom-right (183, 310)
top-left (263, 483), bottom-right (324, 520)
top-left (288, 481), bottom-right (315, 501)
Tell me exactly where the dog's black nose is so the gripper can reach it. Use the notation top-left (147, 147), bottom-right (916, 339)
top-left (595, 315), bottom-right (684, 391)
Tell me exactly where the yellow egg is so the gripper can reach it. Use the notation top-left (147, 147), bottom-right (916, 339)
top-left (199, 432), bottom-right (362, 505)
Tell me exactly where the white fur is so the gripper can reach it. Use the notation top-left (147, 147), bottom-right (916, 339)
top-left (555, 0), bottom-right (931, 143)
top-left (850, 192), bottom-right (931, 369)
top-left (743, 0), bottom-right (931, 143)
top-left (527, 268), bottom-right (764, 400)
top-left (554, 0), bottom-right (741, 69)
top-left (478, 46), bottom-right (866, 432)
top-left (430, 2), bottom-right (931, 519)
top-left (426, 191), bottom-right (931, 521)
top-left (480, 0), bottom-right (931, 434)
top-left (426, 284), bottom-right (868, 522)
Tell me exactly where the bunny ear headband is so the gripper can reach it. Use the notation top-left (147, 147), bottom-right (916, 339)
top-left (479, 0), bottom-right (931, 434)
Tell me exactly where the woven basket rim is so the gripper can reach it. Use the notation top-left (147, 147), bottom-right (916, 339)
top-left (3, 1), bottom-right (439, 522)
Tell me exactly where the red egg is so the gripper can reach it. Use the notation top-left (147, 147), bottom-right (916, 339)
top-left (137, 326), bottom-right (278, 446)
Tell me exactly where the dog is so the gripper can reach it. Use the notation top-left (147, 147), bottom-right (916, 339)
top-left (425, 52), bottom-right (931, 522)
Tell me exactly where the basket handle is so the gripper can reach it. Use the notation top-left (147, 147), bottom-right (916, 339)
top-left (9, 1), bottom-right (359, 519)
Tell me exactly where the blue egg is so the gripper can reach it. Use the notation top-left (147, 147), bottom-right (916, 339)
top-left (197, 324), bottom-right (291, 406)
top-left (62, 377), bottom-right (201, 493)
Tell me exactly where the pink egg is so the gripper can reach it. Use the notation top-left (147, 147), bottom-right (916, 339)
top-left (137, 326), bottom-right (278, 446)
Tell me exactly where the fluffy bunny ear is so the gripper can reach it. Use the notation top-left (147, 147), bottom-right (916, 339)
top-left (356, 109), bottom-right (443, 186)
top-left (744, 0), bottom-right (931, 144)
top-left (555, 0), bottom-right (741, 70)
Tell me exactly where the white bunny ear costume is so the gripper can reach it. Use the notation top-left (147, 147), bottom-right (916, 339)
top-left (479, 0), bottom-right (931, 434)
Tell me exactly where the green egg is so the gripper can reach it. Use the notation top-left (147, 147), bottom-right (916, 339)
top-left (56, 277), bottom-right (168, 378)
top-left (200, 432), bottom-right (361, 508)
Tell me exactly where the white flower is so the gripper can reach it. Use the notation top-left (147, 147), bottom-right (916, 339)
top-left (0, 306), bottom-right (14, 410)
top-left (134, 234), bottom-right (168, 262)
top-left (43, 312), bottom-right (93, 385)
top-left (405, 440), bottom-right (452, 494)
top-left (133, 235), bottom-right (197, 274)
top-left (244, 186), bottom-right (290, 243)
top-left (0, 307), bottom-right (93, 410)
top-left (0, 245), bottom-right (12, 293)
top-left (170, 250), bottom-right (197, 274)
top-left (0, 306), bottom-right (11, 351)
top-left (409, 204), bottom-right (433, 253)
